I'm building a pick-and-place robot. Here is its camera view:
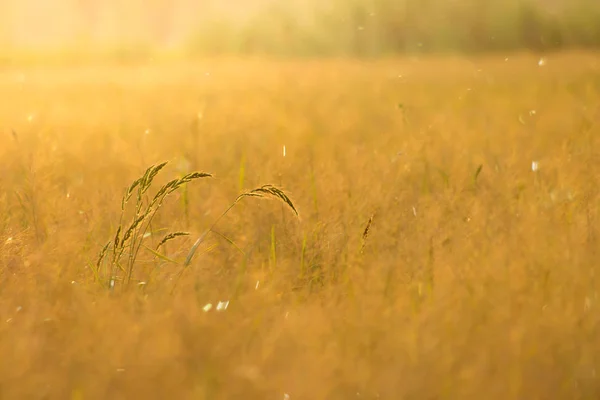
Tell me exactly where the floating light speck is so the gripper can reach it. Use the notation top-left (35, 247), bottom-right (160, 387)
top-left (66, 192), bottom-right (70, 198)
top-left (255, 280), bottom-right (260, 290)
top-left (538, 57), bottom-right (546, 66)
top-left (216, 301), bottom-right (229, 311)
top-left (283, 394), bottom-right (290, 400)
top-left (5, 237), bottom-right (13, 244)
top-left (16, 306), bottom-right (22, 313)
top-left (27, 114), bottom-right (34, 123)
top-left (412, 206), bottom-right (417, 217)
top-left (6, 318), bottom-right (12, 323)
top-left (144, 129), bottom-right (151, 135)
top-left (529, 110), bottom-right (536, 116)
top-left (283, 145), bottom-right (286, 157)
top-left (531, 161), bottom-right (539, 172)
top-left (203, 303), bottom-right (213, 312)
top-left (116, 368), bottom-right (125, 372)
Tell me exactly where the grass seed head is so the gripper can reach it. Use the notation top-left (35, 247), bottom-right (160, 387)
top-left (237, 184), bottom-right (299, 217)
top-left (156, 232), bottom-right (190, 250)
top-left (361, 213), bottom-right (375, 253)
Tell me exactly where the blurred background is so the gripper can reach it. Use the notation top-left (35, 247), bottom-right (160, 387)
top-left (0, 0), bottom-right (599, 60)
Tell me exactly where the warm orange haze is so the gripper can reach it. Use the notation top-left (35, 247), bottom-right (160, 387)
top-left (1, 0), bottom-right (600, 399)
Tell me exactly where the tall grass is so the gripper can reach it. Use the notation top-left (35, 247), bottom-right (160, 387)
top-left (95, 162), bottom-right (212, 288)
top-left (96, 161), bottom-right (298, 291)
top-left (0, 53), bottom-right (598, 399)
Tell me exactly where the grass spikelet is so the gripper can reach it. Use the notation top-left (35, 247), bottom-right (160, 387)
top-left (122, 178), bottom-right (142, 209)
top-left (360, 213), bottom-right (375, 254)
top-left (141, 161), bottom-right (168, 193)
top-left (473, 164), bottom-right (483, 186)
top-left (122, 214), bottom-right (146, 244)
top-left (96, 242), bottom-right (110, 269)
top-left (156, 232), bottom-right (190, 250)
top-left (236, 184), bottom-right (299, 217)
top-left (179, 171), bottom-right (212, 185)
top-left (113, 225), bottom-right (122, 250)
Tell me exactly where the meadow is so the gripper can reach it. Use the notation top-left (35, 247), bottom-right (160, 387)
top-left (0, 51), bottom-right (599, 399)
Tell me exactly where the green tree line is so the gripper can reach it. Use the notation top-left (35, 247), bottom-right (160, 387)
top-left (186, 0), bottom-right (600, 56)
top-left (1, 0), bottom-right (598, 58)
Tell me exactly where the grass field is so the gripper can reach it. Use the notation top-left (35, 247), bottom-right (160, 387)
top-left (0, 51), bottom-right (599, 399)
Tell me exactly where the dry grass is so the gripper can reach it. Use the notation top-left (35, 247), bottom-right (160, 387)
top-left (0, 51), bottom-right (599, 399)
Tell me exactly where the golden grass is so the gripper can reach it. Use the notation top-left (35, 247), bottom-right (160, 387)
top-left (0, 51), bottom-right (599, 399)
